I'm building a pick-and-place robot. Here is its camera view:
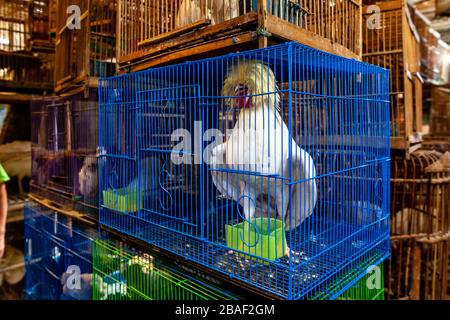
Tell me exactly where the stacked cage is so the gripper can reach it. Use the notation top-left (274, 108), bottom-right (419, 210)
top-left (0, 0), bottom-right (54, 92)
top-left (117, 0), bottom-right (362, 72)
top-left (30, 90), bottom-right (99, 217)
top-left (54, 0), bottom-right (116, 93)
top-left (337, 263), bottom-right (385, 300)
top-left (98, 42), bottom-right (391, 299)
top-left (92, 239), bottom-right (240, 300)
top-left (363, 0), bottom-right (423, 152)
top-left (24, 202), bottom-right (97, 300)
top-left (387, 150), bottom-right (450, 300)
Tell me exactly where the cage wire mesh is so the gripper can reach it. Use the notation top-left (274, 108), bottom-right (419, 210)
top-left (24, 202), bottom-right (97, 300)
top-left (92, 239), bottom-right (240, 300)
top-left (388, 149), bottom-right (450, 300)
top-left (362, 1), bottom-right (422, 140)
top-left (337, 262), bottom-right (385, 300)
top-left (30, 91), bottom-right (99, 216)
top-left (98, 42), bottom-right (391, 299)
top-left (0, 0), bottom-right (54, 88)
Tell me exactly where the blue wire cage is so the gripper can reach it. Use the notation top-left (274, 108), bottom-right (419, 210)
top-left (98, 42), bottom-right (391, 299)
top-left (24, 202), bottom-right (97, 300)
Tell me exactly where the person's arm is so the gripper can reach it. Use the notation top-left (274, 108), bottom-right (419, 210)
top-left (0, 183), bottom-right (7, 258)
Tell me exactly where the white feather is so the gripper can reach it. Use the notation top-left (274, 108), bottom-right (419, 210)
top-left (175, 0), bottom-right (239, 29)
top-left (209, 61), bottom-right (317, 232)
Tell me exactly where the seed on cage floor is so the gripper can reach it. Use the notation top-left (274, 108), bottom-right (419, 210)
top-left (351, 240), bottom-right (366, 248)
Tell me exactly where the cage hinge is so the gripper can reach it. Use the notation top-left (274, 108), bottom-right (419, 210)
top-left (256, 28), bottom-right (272, 38)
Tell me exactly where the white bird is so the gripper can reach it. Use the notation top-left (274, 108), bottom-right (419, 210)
top-left (175, 0), bottom-right (239, 29)
top-left (392, 208), bottom-right (430, 235)
top-left (209, 60), bottom-right (317, 258)
top-left (78, 155), bottom-right (98, 199)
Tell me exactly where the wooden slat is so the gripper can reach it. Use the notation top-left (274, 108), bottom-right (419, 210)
top-left (138, 19), bottom-right (211, 48)
top-left (119, 12), bottom-right (258, 65)
top-left (363, 0), bottom-right (402, 12)
top-left (28, 193), bottom-right (96, 227)
top-left (266, 15), bottom-right (360, 60)
top-left (130, 32), bottom-right (256, 72)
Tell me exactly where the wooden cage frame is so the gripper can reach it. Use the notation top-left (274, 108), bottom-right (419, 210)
top-left (116, 0), bottom-right (363, 72)
top-left (363, 0), bottom-right (423, 152)
top-left (388, 149), bottom-right (450, 300)
top-left (0, 0), bottom-right (54, 92)
top-left (54, 0), bottom-right (116, 93)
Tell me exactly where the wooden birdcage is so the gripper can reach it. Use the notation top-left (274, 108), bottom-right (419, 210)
top-left (55, 0), bottom-right (116, 93)
top-left (0, 0), bottom-right (54, 92)
top-left (117, 0), bottom-right (363, 72)
top-left (363, 0), bottom-right (423, 153)
top-left (388, 149), bottom-right (450, 300)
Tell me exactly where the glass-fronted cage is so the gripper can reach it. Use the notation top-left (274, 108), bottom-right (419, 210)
top-left (24, 201), bottom-right (97, 300)
top-left (98, 42), bottom-right (391, 299)
top-left (30, 91), bottom-right (99, 217)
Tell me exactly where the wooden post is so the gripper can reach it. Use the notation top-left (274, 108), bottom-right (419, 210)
top-left (440, 241), bottom-right (449, 299)
top-left (410, 243), bottom-right (421, 300)
top-left (402, 0), bottom-right (413, 138)
top-left (357, 0), bottom-right (362, 58)
top-left (258, 0), bottom-right (267, 48)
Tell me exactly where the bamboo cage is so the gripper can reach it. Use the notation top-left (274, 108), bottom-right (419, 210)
top-left (0, 0), bottom-right (54, 91)
top-left (117, 0), bottom-right (362, 72)
top-left (388, 150), bottom-right (450, 300)
top-left (55, 0), bottom-right (116, 93)
top-left (363, 0), bottom-right (423, 152)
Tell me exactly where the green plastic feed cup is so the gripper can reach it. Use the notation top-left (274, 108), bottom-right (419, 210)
top-left (102, 188), bottom-right (142, 212)
top-left (226, 218), bottom-right (285, 261)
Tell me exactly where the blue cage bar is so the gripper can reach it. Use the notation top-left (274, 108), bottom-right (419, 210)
top-left (24, 202), bottom-right (97, 300)
top-left (98, 42), bottom-right (391, 299)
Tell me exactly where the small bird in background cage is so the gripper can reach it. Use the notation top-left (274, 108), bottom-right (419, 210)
top-left (209, 60), bottom-right (318, 259)
top-left (78, 155), bottom-right (98, 199)
top-left (175, 0), bottom-right (240, 29)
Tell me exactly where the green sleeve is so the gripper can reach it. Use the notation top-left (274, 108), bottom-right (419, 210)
top-left (0, 163), bottom-right (10, 183)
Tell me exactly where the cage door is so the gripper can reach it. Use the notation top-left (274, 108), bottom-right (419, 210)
top-left (137, 85), bottom-right (203, 237)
